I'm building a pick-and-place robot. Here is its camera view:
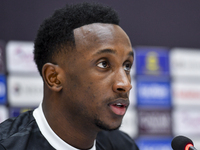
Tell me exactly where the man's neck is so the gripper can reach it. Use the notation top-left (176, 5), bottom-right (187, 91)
top-left (42, 101), bottom-right (98, 149)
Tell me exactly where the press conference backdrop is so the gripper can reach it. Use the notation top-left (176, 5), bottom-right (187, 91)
top-left (1, 0), bottom-right (200, 150)
top-left (0, 41), bottom-right (200, 150)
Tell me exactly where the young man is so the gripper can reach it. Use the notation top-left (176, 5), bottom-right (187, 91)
top-left (0, 2), bottom-right (139, 150)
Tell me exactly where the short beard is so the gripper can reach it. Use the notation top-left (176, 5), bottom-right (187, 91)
top-left (94, 119), bottom-right (121, 131)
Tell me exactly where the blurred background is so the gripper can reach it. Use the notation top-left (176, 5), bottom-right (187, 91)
top-left (0, 0), bottom-right (200, 150)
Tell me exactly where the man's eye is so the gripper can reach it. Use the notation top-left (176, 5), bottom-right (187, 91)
top-left (124, 63), bottom-right (132, 71)
top-left (97, 61), bottom-right (109, 68)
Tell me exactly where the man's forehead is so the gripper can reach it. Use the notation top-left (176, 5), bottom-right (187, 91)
top-left (73, 23), bottom-right (129, 48)
top-left (72, 23), bottom-right (132, 59)
top-left (74, 23), bottom-right (116, 32)
top-left (73, 23), bottom-right (118, 39)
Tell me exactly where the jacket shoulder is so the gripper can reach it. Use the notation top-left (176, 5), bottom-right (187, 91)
top-left (0, 111), bottom-right (55, 150)
top-left (96, 130), bottom-right (139, 150)
top-left (0, 111), bottom-right (35, 141)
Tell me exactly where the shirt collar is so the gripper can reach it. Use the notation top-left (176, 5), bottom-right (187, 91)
top-left (33, 102), bottom-right (96, 150)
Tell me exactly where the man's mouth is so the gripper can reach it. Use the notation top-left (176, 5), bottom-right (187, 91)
top-left (108, 100), bottom-right (129, 116)
top-left (113, 103), bottom-right (127, 108)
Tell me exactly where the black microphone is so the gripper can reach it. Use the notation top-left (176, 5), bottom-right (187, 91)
top-left (171, 135), bottom-right (198, 150)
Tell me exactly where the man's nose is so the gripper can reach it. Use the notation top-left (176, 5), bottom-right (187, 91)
top-left (112, 69), bottom-right (132, 93)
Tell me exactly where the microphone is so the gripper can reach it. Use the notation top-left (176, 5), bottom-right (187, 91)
top-left (171, 135), bottom-right (198, 150)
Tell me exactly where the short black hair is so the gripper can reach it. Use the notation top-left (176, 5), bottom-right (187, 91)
top-left (34, 2), bottom-right (120, 76)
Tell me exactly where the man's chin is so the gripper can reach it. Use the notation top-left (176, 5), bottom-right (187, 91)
top-left (95, 119), bottom-right (121, 131)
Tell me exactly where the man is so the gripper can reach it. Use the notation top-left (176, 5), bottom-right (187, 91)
top-left (0, 2), bottom-right (139, 150)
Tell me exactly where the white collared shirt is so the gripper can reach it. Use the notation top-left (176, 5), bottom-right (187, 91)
top-left (33, 103), bottom-right (96, 150)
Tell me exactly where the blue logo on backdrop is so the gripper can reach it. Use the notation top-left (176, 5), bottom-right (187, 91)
top-left (137, 80), bottom-right (171, 107)
top-left (0, 75), bottom-right (6, 104)
top-left (136, 138), bottom-right (172, 150)
top-left (135, 47), bottom-right (169, 75)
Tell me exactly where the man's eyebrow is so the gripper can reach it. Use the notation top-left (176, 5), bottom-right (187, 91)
top-left (96, 49), bottom-right (116, 55)
top-left (95, 49), bottom-right (134, 57)
top-left (128, 51), bottom-right (134, 57)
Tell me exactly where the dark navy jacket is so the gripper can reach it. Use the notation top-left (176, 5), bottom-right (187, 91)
top-left (0, 111), bottom-right (139, 150)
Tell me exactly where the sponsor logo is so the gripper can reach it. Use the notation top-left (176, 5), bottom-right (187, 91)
top-left (170, 48), bottom-right (200, 77)
top-left (12, 83), bottom-right (42, 96)
top-left (6, 41), bottom-right (38, 73)
top-left (0, 75), bottom-right (6, 104)
top-left (146, 52), bottom-right (160, 71)
top-left (137, 80), bottom-right (171, 106)
top-left (136, 138), bottom-right (172, 150)
top-left (138, 109), bottom-right (171, 136)
top-left (175, 91), bottom-right (200, 99)
top-left (136, 47), bottom-right (169, 75)
top-left (0, 82), bottom-right (6, 97)
top-left (172, 81), bottom-right (200, 106)
top-left (173, 108), bottom-right (200, 136)
top-left (8, 75), bottom-right (43, 107)
top-left (138, 83), bottom-right (168, 99)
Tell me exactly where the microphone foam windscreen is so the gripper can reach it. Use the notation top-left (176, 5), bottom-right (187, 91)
top-left (171, 135), bottom-right (193, 150)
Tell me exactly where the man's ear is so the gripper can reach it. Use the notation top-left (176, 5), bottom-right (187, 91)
top-left (42, 63), bottom-right (63, 92)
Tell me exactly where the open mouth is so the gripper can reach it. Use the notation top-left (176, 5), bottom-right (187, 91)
top-left (113, 103), bottom-right (126, 108)
top-left (109, 101), bottom-right (129, 116)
